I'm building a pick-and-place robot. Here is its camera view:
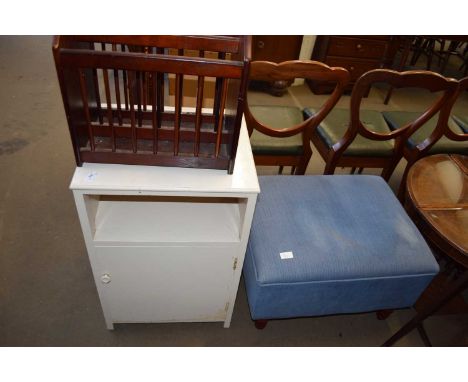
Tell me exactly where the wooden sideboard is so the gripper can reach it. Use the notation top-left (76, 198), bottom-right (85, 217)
top-left (250, 35), bottom-right (304, 96)
top-left (307, 36), bottom-right (395, 94)
top-left (252, 35), bottom-right (303, 62)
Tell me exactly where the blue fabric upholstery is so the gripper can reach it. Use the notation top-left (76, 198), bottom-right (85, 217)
top-left (243, 175), bottom-right (439, 320)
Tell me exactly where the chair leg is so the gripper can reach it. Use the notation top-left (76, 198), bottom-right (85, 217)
top-left (350, 167), bottom-right (356, 174)
top-left (410, 37), bottom-right (426, 65)
top-left (383, 269), bottom-right (468, 346)
top-left (290, 166), bottom-right (296, 175)
top-left (384, 87), bottom-right (394, 105)
top-left (385, 37), bottom-right (412, 105)
top-left (397, 162), bottom-right (412, 202)
top-left (438, 40), bottom-right (446, 67)
top-left (426, 39), bottom-right (435, 70)
top-left (295, 149), bottom-right (312, 175)
top-left (324, 157), bottom-right (338, 175)
top-left (278, 166), bottom-right (284, 175)
top-left (254, 319), bottom-right (268, 330)
top-left (417, 323), bottom-right (433, 347)
top-left (381, 158), bottom-right (401, 182)
top-left (357, 167), bottom-right (364, 174)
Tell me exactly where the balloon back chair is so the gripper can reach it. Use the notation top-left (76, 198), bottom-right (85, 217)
top-left (305, 69), bottom-right (459, 182)
top-left (245, 60), bottom-right (350, 175)
top-left (386, 76), bottom-right (468, 199)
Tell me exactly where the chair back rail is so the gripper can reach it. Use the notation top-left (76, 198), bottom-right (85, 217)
top-left (244, 60), bottom-right (349, 175)
top-left (426, 76), bottom-right (468, 145)
top-left (310, 68), bottom-right (460, 182)
top-left (396, 76), bottom-right (468, 200)
top-left (245, 60), bottom-right (350, 138)
top-left (349, 70), bottom-right (458, 143)
top-left (332, 70), bottom-right (458, 159)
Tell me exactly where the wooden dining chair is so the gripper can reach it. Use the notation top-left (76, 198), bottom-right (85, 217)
top-left (383, 36), bottom-right (414, 105)
top-left (304, 69), bottom-right (459, 182)
top-left (410, 37), bottom-right (447, 71)
top-left (386, 76), bottom-right (468, 199)
top-left (245, 60), bottom-right (350, 175)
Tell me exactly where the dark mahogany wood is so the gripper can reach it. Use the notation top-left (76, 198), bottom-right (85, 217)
top-left (376, 309), bottom-right (394, 320)
top-left (245, 60), bottom-right (350, 174)
top-left (310, 69), bottom-right (459, 182)
top-left (195, 74), bottom-right (204, 156)
top-left (53, 35), bottom-right (251, 173)
top-left (251, 36), bottom-right (303, 96)
top-left (254, 319), bottom-right (268, 330)
top-left (69, 35), bottom-right (242, 54)
top-left (397, 77), bottom-right (468, 199)
top-left (78, 69), bottom-right (95, 152)
top-left (307, 36), bottom-right (394, 94)
top-left (384, 154), bottom-right (468, 346)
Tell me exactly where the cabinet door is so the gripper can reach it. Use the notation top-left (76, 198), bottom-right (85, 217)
top-left (94, 245), bottom-right (237, 323)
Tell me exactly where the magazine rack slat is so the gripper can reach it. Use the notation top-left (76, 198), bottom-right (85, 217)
top-left (53, 35), bottom-right (251, 173)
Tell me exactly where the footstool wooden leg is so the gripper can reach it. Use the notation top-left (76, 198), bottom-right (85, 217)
top-left (254, 319), bottom-right (268, 329)
top-left (376, 309), bottom-right (394, 320)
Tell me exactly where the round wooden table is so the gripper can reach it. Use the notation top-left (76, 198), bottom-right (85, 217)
top-left (384, 154), bottom-right (468, 346)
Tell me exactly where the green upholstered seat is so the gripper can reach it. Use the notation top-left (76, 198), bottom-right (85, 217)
top-left (452, 114), bottom-right (468, 134)
top-left (249, 105), bottom-right (304, 156)
top-left (382, 111), bottom-right (468, 155)
top-left (305, 108), bottom-right (394, 157)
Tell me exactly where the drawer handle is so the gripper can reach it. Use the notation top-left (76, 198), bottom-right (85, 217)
top-left (257, 40), bottom-right (265, 49)
top-left (350, 66), bottom-right (355, 71)
top-left (356, 44), bottom-right (363, 50)
top-left (101, 273), bottom-right (111, 284)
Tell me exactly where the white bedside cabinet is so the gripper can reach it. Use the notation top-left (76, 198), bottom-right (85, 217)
top-left (70, 122), bottom-right (259, 329)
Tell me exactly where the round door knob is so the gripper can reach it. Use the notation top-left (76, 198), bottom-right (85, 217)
top-left (101, 274), bottom-right (111, 284)
top-left (356, 44), bottom-right (362, 49)
top-left (257, 40), bottom-right (265, 49)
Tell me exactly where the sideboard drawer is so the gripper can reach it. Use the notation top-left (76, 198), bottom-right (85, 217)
top-left (308, 35), bottom-right (394, 94)
top-left (327, 36), bottom-right (388, 60)
top-left (325, 57), bottom-right (380, 81)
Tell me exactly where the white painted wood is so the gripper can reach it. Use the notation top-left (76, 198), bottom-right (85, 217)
top-left (70, 119), bottom-right (259, 329)
top-left (223, 193), bottom-right (257, 328)
top-left (73, 192), bottom-right (115, 330)
top-left (69, 121), bottom-right (259, 195)
top-left (96, 245), bottom-right (236, 323)
top-left (93, 197), bottom-right (243, 245)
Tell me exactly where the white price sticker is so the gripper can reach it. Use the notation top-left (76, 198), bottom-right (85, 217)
top-left (280, 251), bottom-right (294, 260)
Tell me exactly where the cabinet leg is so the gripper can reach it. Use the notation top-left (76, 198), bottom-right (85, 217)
top-left (254, 319), bottom-right (268, 329)
top-left (105, 321), bottom-right (115, 330)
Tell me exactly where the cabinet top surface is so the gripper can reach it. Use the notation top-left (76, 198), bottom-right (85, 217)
top-left (70, 119), bottom-right (260, 195)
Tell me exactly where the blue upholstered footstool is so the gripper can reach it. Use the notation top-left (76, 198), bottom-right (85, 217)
top-left (243, 175), bottom-right (439, 327)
